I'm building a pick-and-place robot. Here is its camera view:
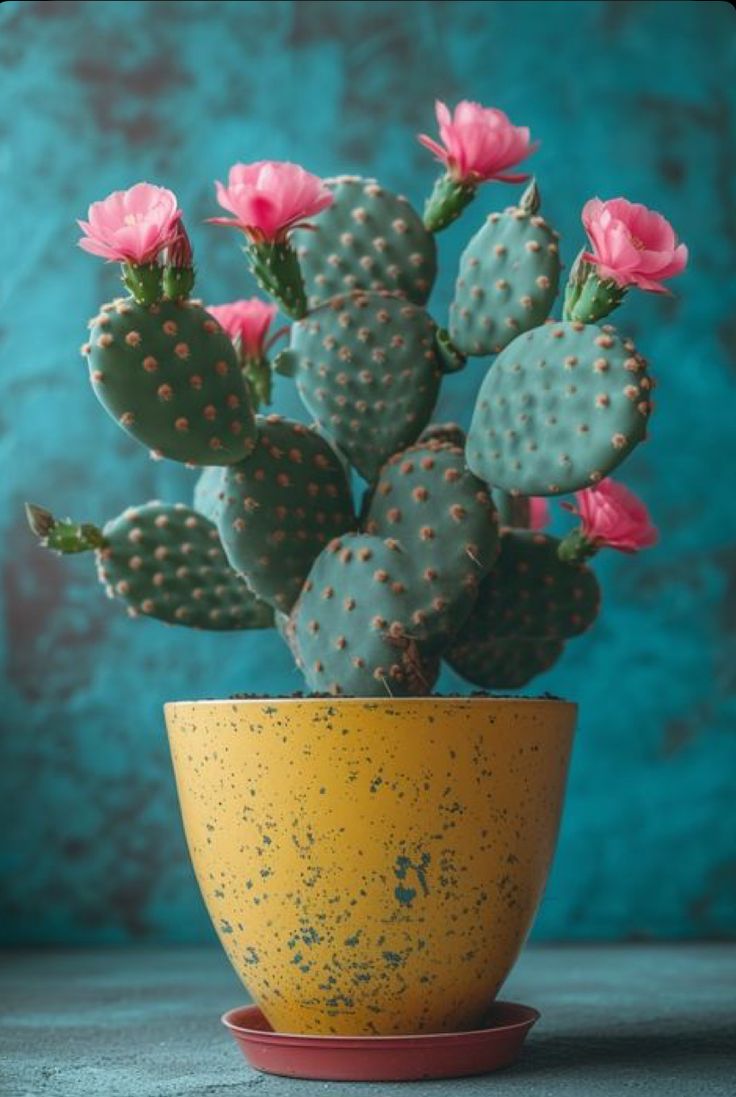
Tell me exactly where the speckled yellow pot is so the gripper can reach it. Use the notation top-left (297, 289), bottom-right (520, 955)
top-left (165, 697), bottom-right (576, 1036)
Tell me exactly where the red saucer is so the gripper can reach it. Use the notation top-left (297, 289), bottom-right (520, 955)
top-left (221, 1001), bottom-right (539, 1081)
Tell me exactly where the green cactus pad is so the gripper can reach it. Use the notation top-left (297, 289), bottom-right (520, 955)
top-left (447, 636), bottom-right (565, 689)
top-left (448, 187), bottom-right (561, 357)
top-left (364, 440), bottom-right (499, 648)
top-left (290, 291), bottom-right (443, 482)
top-left (85, 297), bottom-right (257, 465)
top-left (418, 422), bottom-right (466, 448)
top-left (292, 534), bottom-right (440, 697)
top-left (292, 176), bottom-right (437, 307)
top-left (467, 321), bottom-right (654, 495)
top-left (445, 530), bottom-right (599, 687)
top-left (193, 466), bottom-right (226, 522)
top-left (216, 415), bottom-right (356, 612)
top-left (96, 502), bottom-right (273, 630)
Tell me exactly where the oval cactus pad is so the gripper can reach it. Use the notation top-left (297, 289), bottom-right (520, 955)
top-left (86, 298), bottom-right (257, 465)
top-left (467, 322), bottom-right (654, 495)
top-left (293, 175), bottom-right (437, 307)
top-left (216, 416), bottom-right (356, 613)
top-left (292, 534), bottom-right (439, 697)
top-left (365, 440), bottom-right (499, 648)
top-left (444, 531), bottom-right (600, 687)
top-left (291, 291), bottom-right (443, 482)
top-left (97, 502), bottom-right (273, 630)
top-left (449, 196), bottom-right (560, 356)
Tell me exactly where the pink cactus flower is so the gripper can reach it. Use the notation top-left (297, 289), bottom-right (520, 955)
top-left (529, 497), bottom-right (550, 531)
top-left (565, 479), bottom-right (658, 553)
top-left (209, 161), bottom-right (333, 244)
top-left (78, 183), bottom-right (181, 265)
top-left (581, 198), bottom-right (688, 293)
top-left (418, 100), bottom-right (535, 185)
top-left (207, 298), bottom-right (278, 360)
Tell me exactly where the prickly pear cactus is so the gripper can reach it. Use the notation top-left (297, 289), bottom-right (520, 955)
top-left (38, 126), bottom-right (677, 698)
top-left (467, 321), bottom-right (653, 495)
top-left (97, 502), bottom-right (274, 629)
top-left (85, 298), bottom-right (257, 465)
top-left (445, 531), bottom-right (600, 686)
top-left (286, 291), bottom-right (444, 482)
top-left (292, 176), bottom-right (437, 307)
top-left (364, 440), bottom-right (499, 647)
top-left (292, 534), bottom-right (440, 697)
top-left (216, 415), bottom-right (355, 612)
top-left (448, 183), bottom-right (561, 357)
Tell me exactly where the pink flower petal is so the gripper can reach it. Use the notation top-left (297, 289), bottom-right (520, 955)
top-left (205, 216), bottom-right (245, 229)
top-left (529, 497), bottom-right (550, 531)
top-left (78, 236), bottom-right (119, 260)
top-left (495, 171), bottom-right (531, 183)
top-left (435, 99), bottom-right (452, 130)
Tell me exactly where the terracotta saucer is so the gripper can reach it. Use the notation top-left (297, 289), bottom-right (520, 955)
top-left (222, 1001), bottom-right (539, 1081)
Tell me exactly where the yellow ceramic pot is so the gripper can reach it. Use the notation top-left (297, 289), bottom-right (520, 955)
top-left (165, 697), bottom-right (575, 1036)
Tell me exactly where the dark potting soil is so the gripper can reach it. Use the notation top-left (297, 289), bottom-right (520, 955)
top-left (227, 691), bottom-right (565, 701)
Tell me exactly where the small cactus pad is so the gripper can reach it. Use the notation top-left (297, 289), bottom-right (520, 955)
top-left (96, 502), bottom-right (273, 630)
top-left (418, 422), bottom-right (466, 448)
top-left (86, 297), bottom-right (257, 465)
top-left (290, 291), bottom-right (443, 482)
top-left (292, 176), bottom-right (437, 307)
top-left (445, 530), bottom-right (599, 688)
top-left (448, 186), bottom-right (561, 357)
top-left (193, 466), bottom-right (226, 523)
top-left (364, 441), bottom-right (499, 647)
top-left (292, 534), bottom-right (440, 697)
top-left (216, 415), bottom-right (356, 612)
top-left (467, 321), bottom-right (653, 495)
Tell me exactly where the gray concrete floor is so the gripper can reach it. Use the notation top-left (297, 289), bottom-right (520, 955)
top-left (1, 945), bottom-right (734, 1096)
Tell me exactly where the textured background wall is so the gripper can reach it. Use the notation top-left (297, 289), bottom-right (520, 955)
top-left (1, 0), bottom-right (734, 944)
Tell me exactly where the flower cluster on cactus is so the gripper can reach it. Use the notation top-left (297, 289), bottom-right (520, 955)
top-left (30, 100), bottom-right (687, 697)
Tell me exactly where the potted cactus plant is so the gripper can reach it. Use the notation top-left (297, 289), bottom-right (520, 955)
top-left (26, 100), bottom-right (685, 1070)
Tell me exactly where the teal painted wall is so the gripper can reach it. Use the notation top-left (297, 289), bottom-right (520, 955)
top-left (0, 0), bottom-right (734, 943)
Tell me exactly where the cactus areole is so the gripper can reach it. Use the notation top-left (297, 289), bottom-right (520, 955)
top-left (32, 117), bottom-right (684, 699)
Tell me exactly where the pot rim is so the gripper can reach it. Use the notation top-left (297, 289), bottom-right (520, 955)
top-left (165, 695), bottom-right (576, 711)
